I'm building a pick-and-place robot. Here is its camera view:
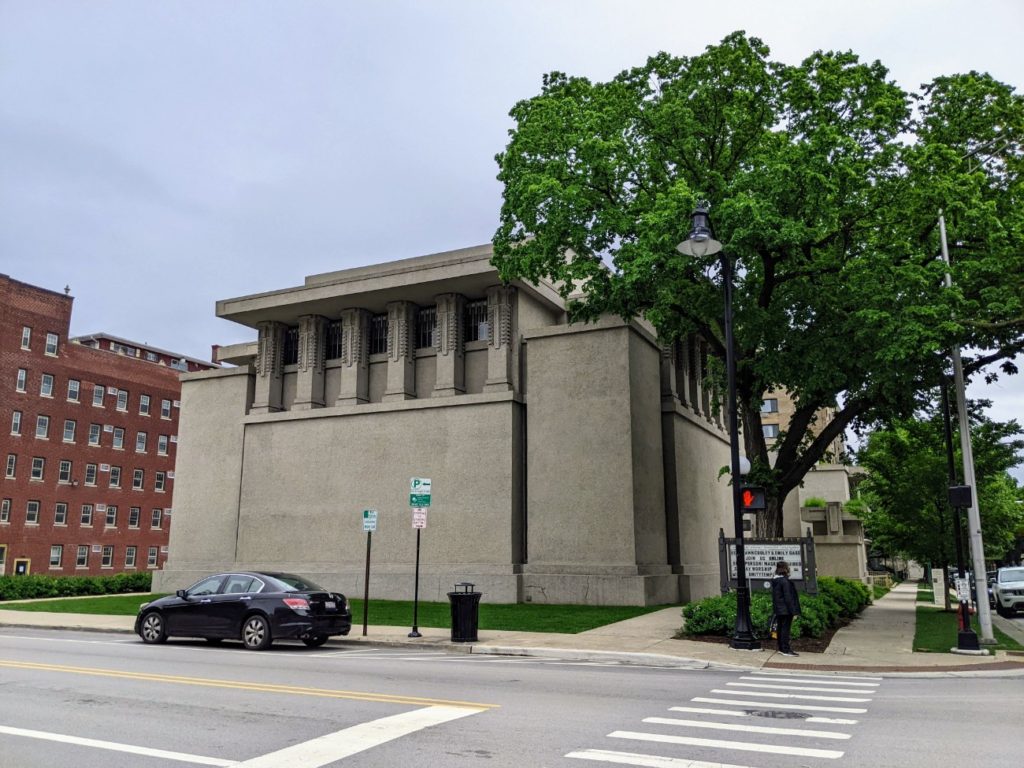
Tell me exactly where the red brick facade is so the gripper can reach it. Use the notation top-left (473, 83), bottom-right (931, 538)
top-left (0, 275), bottom-right (213, 577)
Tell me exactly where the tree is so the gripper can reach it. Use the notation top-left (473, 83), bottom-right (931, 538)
top-left (856, 400), bottom-right (1024, 579)
top-left (492, 32), bottom-right (1024, 535)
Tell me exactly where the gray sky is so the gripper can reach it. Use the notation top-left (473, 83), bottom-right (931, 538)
top-left (2, 1), bottom-right (1022, 475)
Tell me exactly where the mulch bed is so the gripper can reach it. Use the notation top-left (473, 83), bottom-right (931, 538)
top-left (679, 617), bottom-right (853, 653)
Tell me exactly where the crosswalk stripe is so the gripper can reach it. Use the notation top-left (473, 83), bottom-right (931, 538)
top-left (643, 717), bottom-right (850, 740)
top-left (609, 731), bottom-right (844, 759)
top-left (692, 697), bottom-right (867, 714)
top-left (808, 717), bottom-right (859, 725)
top-left (727, 682), bottom-right (877, 694)
top-left (566, 748), bottom-right (757, 767)
top-left (668, 708), bottom-right (857, 725)
top-left (711, 689), bottom-right (871, 703)
top-left (743, 675), bottom-right (879, 687)
top-left (751, 673), bottom-right (882, 682)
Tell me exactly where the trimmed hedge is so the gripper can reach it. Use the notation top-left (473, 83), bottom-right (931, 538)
top-left (682, 576), bottom-right (872, 639)
top-left (0, 572), bottom-right (151, 602)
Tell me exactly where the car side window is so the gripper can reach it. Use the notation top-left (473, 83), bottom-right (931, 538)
top-left (224, 575), bottom-right (255, 594)
top-left (250, 578), bottom-right (267, 594)
top-left (189, 576), bottom-right (224, 597)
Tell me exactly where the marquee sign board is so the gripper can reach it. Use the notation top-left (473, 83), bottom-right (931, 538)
top-left (718, 528), bottom-right (818, 595)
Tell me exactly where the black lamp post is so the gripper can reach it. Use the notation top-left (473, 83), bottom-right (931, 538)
top-left (677, 202), bottom-right (760, 651)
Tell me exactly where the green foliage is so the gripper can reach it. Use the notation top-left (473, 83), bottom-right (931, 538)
top-left (493, 31), bottom-right (1024, 536)
top-left (803, 497), bottom-right (828, 508)
top-left (0, 573), bottom-right (151, 602)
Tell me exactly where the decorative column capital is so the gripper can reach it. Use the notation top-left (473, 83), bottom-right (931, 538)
top-left (297, 315), bottom-right (327, 373)
top-left (486, 285), bottom-right (515, 350)
top-left (255, 321), bottom-right (286, 379)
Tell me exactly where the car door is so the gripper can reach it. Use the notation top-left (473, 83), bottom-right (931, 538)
top-left (205, 574), bottom-right (260, 638)
top-left (164, 575), bottom-right (226, 636)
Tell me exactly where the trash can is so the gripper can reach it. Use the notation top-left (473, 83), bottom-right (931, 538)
top-left (448, 582), bottom-right (482, 642)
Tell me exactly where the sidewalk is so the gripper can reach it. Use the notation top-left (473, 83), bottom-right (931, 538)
top-left (1, 581), bottom-right (1022, 675)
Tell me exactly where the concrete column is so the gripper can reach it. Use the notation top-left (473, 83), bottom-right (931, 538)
top-left (251, 321), bottom-right (285, 414)
top-left (687, 336), bottom-right (702, 416)
top-left (433, 293), bottom-right (465, 397)
top-left (699, 340), bottom-right (712, 421)
top-left (293, 315), bottom-right (327, 410)
top-left (676, 335), bottom-right (691, 408)
top-left (484, 285), bottom-right (515, 392)
top-left (384, 301), bottom-right (416, 401)
top-left (660, 340), bottom-right (678, 403)
top-left (335, 308), bottom-right (369, 405)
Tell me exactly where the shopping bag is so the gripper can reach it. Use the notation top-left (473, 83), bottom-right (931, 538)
top-left (769, 615), bottom-right (778, 639)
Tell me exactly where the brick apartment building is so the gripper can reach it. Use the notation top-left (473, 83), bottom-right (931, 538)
top-left (0, 274), bottom-right (216, 578)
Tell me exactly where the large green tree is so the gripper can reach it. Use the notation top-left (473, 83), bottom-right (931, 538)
top-left (492, 33), bottom-right (1024, 535)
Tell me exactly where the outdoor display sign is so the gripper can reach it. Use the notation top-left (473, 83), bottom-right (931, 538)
top-left (412, 509), bottom-right (427, 529)
top-left (409, 477), bottom-right (432, 507)
top-left (362, 509), bottom-right (378, 533)
top-left (718, 528), bottom-right (818, 595)
top-left (729, 543), bottom-right (804, 579)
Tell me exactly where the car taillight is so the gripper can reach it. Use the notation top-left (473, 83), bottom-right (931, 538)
top-left (283, 597), bottom-right (309, 610)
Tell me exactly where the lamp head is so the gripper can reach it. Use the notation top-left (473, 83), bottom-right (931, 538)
top-left (676, 201), bottom-right (723, 257)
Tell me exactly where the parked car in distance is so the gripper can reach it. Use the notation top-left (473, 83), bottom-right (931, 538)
top-left (990, 566), bottom-right (1024, 617)
top-left (135, 572), bottom-right (352, 650)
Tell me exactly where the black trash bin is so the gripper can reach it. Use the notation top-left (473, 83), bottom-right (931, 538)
top-left (448, 582), bottom-right (482, 642)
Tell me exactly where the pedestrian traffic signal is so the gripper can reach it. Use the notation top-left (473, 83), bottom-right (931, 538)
top-left (741, 486), bottom-right (766, 510)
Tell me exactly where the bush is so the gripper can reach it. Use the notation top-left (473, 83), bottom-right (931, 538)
top-left (0, 573), bottom-right (151, 602)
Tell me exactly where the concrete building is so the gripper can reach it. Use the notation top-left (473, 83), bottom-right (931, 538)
top-left (0, 275), bottom-right (216, 577)
top-left (157, 244), bottom-right (739, 605)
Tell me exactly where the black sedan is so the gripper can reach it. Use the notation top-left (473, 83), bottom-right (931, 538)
top-left (135, 572), bottom-right (352, 650)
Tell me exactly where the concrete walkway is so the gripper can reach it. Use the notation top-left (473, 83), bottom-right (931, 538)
top-left (1, 582), bottom-right (1022, 676)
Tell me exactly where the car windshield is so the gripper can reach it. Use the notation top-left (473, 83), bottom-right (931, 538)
top-left (998, 568), bottom-right (1024, 583)
top-left (264, 573), bottom-right (325, 592)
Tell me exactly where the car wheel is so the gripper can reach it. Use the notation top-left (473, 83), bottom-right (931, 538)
top-left (140, 612), bottom-right (168, 644)
top-left (996, 601), bottom-right (1010, 618)
top-left (241, 614), bottom-right (272, 650)
top-left (301, 635), bottom-right (328, 648)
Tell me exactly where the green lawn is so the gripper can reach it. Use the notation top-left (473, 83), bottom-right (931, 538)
top-left (1, 594), bottom-right (670, 635)
top-left (916, 581), bottom-right (935, 603)
top-left (913, 605), bottom-right (1024, 653)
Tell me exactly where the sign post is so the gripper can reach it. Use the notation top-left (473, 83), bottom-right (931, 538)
top-left (361, 510), bottom-right (377, 636)
top-left (408, 478), bottom-right (431, 639)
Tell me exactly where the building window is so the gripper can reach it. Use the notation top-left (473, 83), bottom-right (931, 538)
top-left (105, 506), bottom-right (117, 527)
top-left (10, 411), bottom-right (21, 435)
top-left (92, 385), bottom-right (105, 407)
top-left (63, 419), bottom-right (76, 442)
top-left (85, 463), bottom-right (97, 485)
top-left (763, 423), bottom-right (780, 439)
top-left (58, 460), bottom-right (72, 483)
top-left (109, 466), bottom-right (122, 487)
top-left (40, 374), bottom-right (54, 397)
top-left (132, 469), bottom-right (144, 490)
top-left (157, 435), bottom-right (169, 455)
top-left (139, 394), bottom-right (151, 415)
top-left (68, 379), bottom-right (80, 402)
top-left (128, 507), bottom-right (140, 528)
top-left (112, 342), bottom-right (136, 357)
top-left (112, 428), bottom-right (125, 450)
top-left (326, 319), bottom-right (343, 359)
top-left (49, 545), bottom-right (63, 568)
top-left (0, 498), bottom-right (10, 523)
top-left (464, 300), bottom-right (489, 342)
top-left (369, 314), bottom-right (388, 355)
top-left (101, 546), bottom-right (114, 568)
top-left (135, 432), bottom-right (147, 453)
top-left (76, 545), bottom-right (89, 567)
top-left (5, 454), bottom-right (16, 478)
top-left (30, 457), bottom-right (45, 480)
top-left (80, 504), bottom-right (93, 526)
top-left (147, 547), bottom-right (159, 568)
top-left (155, 471), bottom-right (166, 492)
top-left (160, 399), bottom-right (171, 419)
top-left (761, 398), bottom-right (779, 414)
top-left (21, 326), bottom-right (31, 349)
top-left (416, 306), bottom-right (437, 349)
top-left (151, 508), bottom-right (163, 529)
top-left (125, 546), bottom-right (137, 568)
top-left (88, 423), bottom-right (101, 446)
top-left (35, 414), bottom-right (49, 439)
top-left (116, 390), bottom-right (128, 411)
top-left (282, 327), bottom-right (300, 365)
top-left (54, 502), bottom-right (68, 525)
top-left (45, 333), bottom-right (59, 356)
top-left (16, 368), bottom-right (27, 392)
top-left (26, 500), bottom-right (40, 524)
top-left (145, 351), bottom-right (158, 362)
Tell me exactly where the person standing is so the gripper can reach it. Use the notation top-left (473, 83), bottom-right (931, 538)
top-left (771, 560), bottom-right (802, 656)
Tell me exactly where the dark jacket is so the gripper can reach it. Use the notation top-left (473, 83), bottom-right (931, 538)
top-left (771, 574), bottom-right (801, 616)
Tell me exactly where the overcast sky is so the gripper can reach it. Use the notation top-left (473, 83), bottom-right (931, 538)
top-left (2, 1), bottom-right (1022, 475)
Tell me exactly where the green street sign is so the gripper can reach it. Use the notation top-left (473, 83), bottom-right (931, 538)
top-left (410, 477), bottom-right (432, 508)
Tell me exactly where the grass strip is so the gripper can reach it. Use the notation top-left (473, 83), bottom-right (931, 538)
top-left (913, 605), bottom-right (1024, 652)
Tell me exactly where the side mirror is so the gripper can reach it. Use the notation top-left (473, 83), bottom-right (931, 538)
top-left (176, 589), bottom-right (188, 599)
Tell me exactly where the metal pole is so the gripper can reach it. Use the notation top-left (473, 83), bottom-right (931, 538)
top-left (362, 531), bottom-right (371, 637)
top-left (408, 528), bottom-right (422, 638)
top-left (938, 212), bottom-right (994, 643)
top-left (723, 252), bottom-right (760, 651)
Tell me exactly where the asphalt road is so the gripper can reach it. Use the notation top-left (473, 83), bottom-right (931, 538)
top-left (0, 627), bottom-right (1020, 768)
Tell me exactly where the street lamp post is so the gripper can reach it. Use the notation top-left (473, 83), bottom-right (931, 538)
top-left (678, 203), bottom-right (761, 651)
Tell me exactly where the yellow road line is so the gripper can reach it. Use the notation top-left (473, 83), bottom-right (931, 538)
top-left (0, 659), bottom-right (497, 710)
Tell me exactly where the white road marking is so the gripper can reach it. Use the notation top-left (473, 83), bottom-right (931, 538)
top-left (667, 707), bottom-right (857, 725)
top-left (643, 716), bottom-right (850, 740)
top-left (727, 682), bottom-right (877, 694)
top-left (752, 672), bottom-right (882, 682)
top-left (692, 697), bottom-right (867, 714)
top-left (233, 705), bottom-right (481, 768)
top-left (0, 724), bottom-right (236, 766)
top-left (567, 748), bottom-right (757, 767)
top-left (743, 675), bottom-right (879, 687)
top-left (609, 730), bottom-right (844, 759)
top-left (710, 689), bottom-right (871, 702)
top-left (808, 717), bottom-right (859, 725)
